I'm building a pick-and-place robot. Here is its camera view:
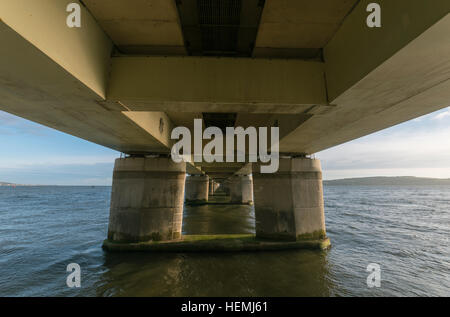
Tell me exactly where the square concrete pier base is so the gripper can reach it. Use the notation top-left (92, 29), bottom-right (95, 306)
top-left (229, 175), bottom-right (254, 205)
top-left (102, 234), bottom-right (331, 252)
top-left (185, 174), bottom-right (209, 204)
top-left (253, 158), bottom-right (327, 241)
top-left (107, 157), bottom-right (186, 243)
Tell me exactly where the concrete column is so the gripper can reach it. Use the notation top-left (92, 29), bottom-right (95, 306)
top-left (253, 158), bottom-right (326, 241)
top-left (229, 175), bottom-right (253, 204)
top-left (209, 179), bottom-right (215, 196)
top-left (221, 180), bottom-right (231, 196)
top-left (228, 176), bottom-right (239, 203)
top-left (107, 157), bottom-right (186, 243)
top-left (185, 175), bottom-right (209, 204)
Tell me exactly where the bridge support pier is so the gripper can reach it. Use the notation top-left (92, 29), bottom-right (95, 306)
top-left (185, 175), bottom-right (209, 204)
top-left (107, 157), bottom-right (186, 243)
top-left (209, 180), bottom-right (215, 196)
top-left (229, 175), bottom-right (253, 205)
top-left (253, 158), bottom-right (326, 241)
top-left (220, 180), bottom-right (231, 196)
top-left (213, 182), bottom-right (220, 192)
top-left (209, 179), bottom-right (220, 196)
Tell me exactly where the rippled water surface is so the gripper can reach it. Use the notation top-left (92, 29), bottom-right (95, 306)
top-left (0, 185), bottom-right (449, 296)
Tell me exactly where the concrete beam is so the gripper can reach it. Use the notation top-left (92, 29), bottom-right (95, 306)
top-left (206, 172), bottom-right (235, 181)
top-left (254, 0), bottom-right (358, 59)
top-left (325, 0), bottom-right (450, 101)
top-left (202, 167), bottom-right (242, 174)
top-left (0, 15), bottom-right (171, 154)
top-left (82, 0), bottom-right (186, 55)
top-left (0, 0), bottom-right (112, 98)
top-left (186, 164), bottom-right (204, 176)
top-left (235, 163), bottom-right (253, 176)
top-left (0, 1), bottom-right (197, 157)
top-left (280, 4), bottom-right (450, 154)
top-left (123, 111), bottom-right (175, 150)
top-left (195, 162), bottom-right (247, 177)
top-left (111, 112), bottom-right (204, 174)
top-left (107, 57), bottom-right (328, 112)
top-left (194, 162), bottom-right (246, 169)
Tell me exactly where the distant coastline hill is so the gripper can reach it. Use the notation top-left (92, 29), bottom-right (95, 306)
top-left (324, 176), bottom-right (450, 186)
top-left (2, 177), bottom-right (450, 187)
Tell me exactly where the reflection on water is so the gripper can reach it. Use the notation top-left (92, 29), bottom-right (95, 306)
top-left (96, 200), bottom-right (333, 297)
top-left (182, 203), bottom-right (255, 235)
top-left (97, 246), bottom-right (333, 297)
top-left (0, 186), bottom-right (449, 296)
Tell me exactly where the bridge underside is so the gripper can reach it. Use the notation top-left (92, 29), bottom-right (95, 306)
top-left (1, 1), bottom-right (449, 245)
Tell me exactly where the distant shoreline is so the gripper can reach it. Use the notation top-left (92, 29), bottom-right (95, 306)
top-left (0, 183), bottom-right (110, 187)
top-left (323, 176), bottom-right (450, 186)
top-left (3, 176), bottom-right (450, 187)
top-left (0, 182), bottom-right (21, 187)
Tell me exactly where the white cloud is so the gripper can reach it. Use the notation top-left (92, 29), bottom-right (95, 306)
top-left (433, 108), bottom-right (450, 120)
top-left (0, 111), bottom-right (47, 135)
top-left (318, 118), bottom-right (450, 178)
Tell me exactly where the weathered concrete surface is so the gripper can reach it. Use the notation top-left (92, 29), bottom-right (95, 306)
top-left (103, 234), bottom-right (331, 252)
top-left (219, 180), bottom-right (231, 196)
top-left (0, 8), bottom-right (169, 155)
top-left (208, 179), bottom-right (221, 196)
top-left (0, 0), bottom-right (113, 98)
top-left (83, 0), bottom-right (186, 55)
top-left (185, 175), bottom-right (209, 204)
top-left (280, 3), bottom-right (450, 154)
top-left (208, 179), bottom-right (215, 196)
top-left (107, 56), bottom-right (328, 110)
top-left (108, 157), bottom-right (186, 243)
top-left (229, 175), bottom-right (254, 205)
top-left (254, 0), bottom-right (359, 59)
top-left (253, 158), bottom-right (326, 241)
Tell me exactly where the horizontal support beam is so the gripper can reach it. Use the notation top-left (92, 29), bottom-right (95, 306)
top-left (235, 163), bottom-right (253, 176)
top-left (205, 173), bottom-right (236, 180)
top-left (0, 0), bottom-right (113, 98)
top-left (325, 0), bottom-right (450, 102)
top-left (186, 164), bottom-right (204, 176)
top-left (202, 167), bottom-right (243, 174)
top-left (0, 15), bottom-right (166, 154)
top-left (122, 111), bottom-right (203, 174)
top-left (107, 56), bottom-right (328, 110)
top-left (280, 8), bottom-right (450, 154)
top-left (123, 111), bottom-right (174, 149)
top-left (0, 0), bottom-right (204, 161)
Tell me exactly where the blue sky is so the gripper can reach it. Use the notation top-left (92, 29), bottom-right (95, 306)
top-left (318, 107), bottom-right (450, 180)
top-left (0, 111), bottom-right (118, 185)
top-left (1, 107), bottom-right (450, 185)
